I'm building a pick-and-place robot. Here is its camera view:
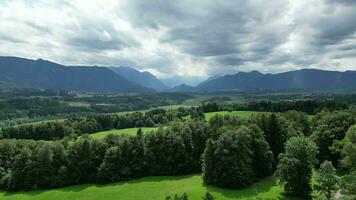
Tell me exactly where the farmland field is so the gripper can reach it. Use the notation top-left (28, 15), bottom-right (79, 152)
top-left (0, 175), bottom-right (301, 200)
top-left (90, 127), bottom-right (158, 139)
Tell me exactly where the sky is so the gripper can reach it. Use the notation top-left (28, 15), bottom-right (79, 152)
top-left (0, 0), bottom-right (356, 86)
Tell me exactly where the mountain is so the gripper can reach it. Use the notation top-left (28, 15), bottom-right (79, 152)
top-left (166, 84), bottom-right (197, 93)
top-left (109, 66), bottom-right (167, 91)
top-left (197, 69), bottom-right (356, 92)
top-left (0, 56), bottom-right (150, 93)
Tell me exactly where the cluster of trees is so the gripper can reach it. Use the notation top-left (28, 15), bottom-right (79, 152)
top-left (202, 125), bottom-right (273, 188)
top-left (0, 111), bottom-right (306, 192)
top-left (0, 120), bottom-right (211, 191)
top-left (276, 110), bottom-right (356, 199)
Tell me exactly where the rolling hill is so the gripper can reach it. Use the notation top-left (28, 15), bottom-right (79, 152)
top-left (0, 56), bottom-right (150, 93)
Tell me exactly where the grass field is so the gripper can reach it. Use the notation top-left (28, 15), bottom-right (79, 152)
top-left (204, 111), bottom-right (265, 121)
top-left (90, 127), bottom-right (158, 139)
top-left (0, 175), bottom-right (301, 200)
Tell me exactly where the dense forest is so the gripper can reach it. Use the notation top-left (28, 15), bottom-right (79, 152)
top-left (0, 106), bottom-right (355, 199)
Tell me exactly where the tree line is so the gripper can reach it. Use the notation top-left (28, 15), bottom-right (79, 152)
top-left (198, 99), bottom-right (349, 115)
top-left (0, 92), bottom-right (192, 121)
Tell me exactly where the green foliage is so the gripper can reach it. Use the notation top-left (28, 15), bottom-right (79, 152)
top-left (251, 113), bottom-right (300, 165)
top-left (202, 125), bottom-right (273, 188)
top-left (314, 161), bottom-right (339, 199)
top-left (341, 125), bottom-right (356, 171)
top-left (277, 136), bottom-right (318, 197)
top-left (341, 170), bottom-right (356, 195)
top-left (311, 111), bottom-right (355, 166)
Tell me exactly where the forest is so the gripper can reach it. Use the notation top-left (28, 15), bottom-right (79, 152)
top-left (0, 98), bottom-right (355, 199)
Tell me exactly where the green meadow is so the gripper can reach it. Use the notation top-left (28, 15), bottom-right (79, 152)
top-left (0, 175), bottom-right (301, 200)
top-left (90, 127), bottom-right (158, 139)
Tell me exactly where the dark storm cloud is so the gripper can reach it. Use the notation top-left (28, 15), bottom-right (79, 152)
top-left (123, 0), bottom-right (293, 68)
top-left (312, 10), bottom-right (356, 46)
top-left (1, 0), bottom-right (356, 80)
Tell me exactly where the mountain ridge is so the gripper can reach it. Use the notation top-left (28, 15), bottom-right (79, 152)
top-left (0, 56), bottom-right (150, 93)
top-left (196, 68), bottom-right (356, 92)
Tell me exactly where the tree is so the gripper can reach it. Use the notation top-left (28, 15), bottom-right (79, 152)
top-left (277, 136), bottom-right (318, 197)
top-left (7, 148), bottom-right (33, 191)
top-left (202, 192), bottom-right (215, 200)
top-left (311, 111), bottom-right (354, 166)
top-left (203, 126), bottom-right (273, 188)
top-left (32, 143), bottom-right (55, 188)
top-left (341, 170), bottom-right (356, 196)
top-left (67, 136), bottom-right (95, 184)
top-left (341, 125), bottom-right (356, 171)
top-left (252, 113), bottom-right (298, 164)
top-left (314, 161), bottom-right (339, 199)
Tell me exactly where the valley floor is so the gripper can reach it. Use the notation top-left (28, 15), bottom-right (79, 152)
top-left (0, 175), bottom-right (301, 200)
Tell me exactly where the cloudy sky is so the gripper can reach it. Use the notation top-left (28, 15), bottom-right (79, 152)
top-left (0, 0), bottom-right (356, 85)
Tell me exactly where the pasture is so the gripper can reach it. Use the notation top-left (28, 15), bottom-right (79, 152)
top-left (90, 127), bottom-right (158, 139)
top-left (0, 175), bottom-right (301, 200)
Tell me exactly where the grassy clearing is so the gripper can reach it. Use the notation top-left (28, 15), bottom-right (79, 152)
top-left (204, 111), bottom-right (265, 121)
top-left (90, 127), bottom-right (158, 139)
top-left (0, 175), bottom-right (301, 200)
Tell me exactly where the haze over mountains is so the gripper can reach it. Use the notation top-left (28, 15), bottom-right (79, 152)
top-left (1, 56), bottom-right (356, 93)
top-left (109, 67), bottom-right (167, 91)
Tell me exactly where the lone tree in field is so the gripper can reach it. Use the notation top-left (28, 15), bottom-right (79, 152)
top-left (314, 160), bottom-right (339, 199)
top-left (277, 136), bottom-right (318, 197)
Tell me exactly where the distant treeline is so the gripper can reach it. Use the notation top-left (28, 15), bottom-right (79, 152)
top-left (1, 99), bottom-right (351, 140)
top-left (199, 99), bottom-right (349, 114)
top-left (0, 108), bottom-right (195, 140)
top-left (0, 93), bottom-right (192, 121)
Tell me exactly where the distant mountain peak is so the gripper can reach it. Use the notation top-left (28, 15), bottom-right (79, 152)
top-left (109, 66), bottom-right (167, 91)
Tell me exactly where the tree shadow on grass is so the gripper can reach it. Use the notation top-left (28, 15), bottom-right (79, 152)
top-left (203, 176), bottom-right (302, 200)
top-left (1, 175), bottom-right (302, 200)
top-left (1, 174), bottom-right (197, 197)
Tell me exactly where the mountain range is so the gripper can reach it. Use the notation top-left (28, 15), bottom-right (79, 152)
top-left (1, 56), bottom-right (356, 93)
top-left (0, 56), bottom-right (149, 93)
top-left (196, 69), bottom-right (356, 92)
